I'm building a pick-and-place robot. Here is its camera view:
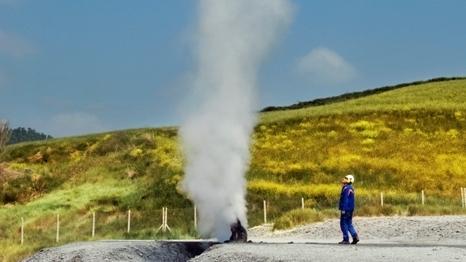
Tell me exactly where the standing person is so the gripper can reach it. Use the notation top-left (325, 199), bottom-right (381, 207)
top-left (338, 174), bottom-right (359, 244)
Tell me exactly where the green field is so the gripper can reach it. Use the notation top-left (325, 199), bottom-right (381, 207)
top-left (1, 78), bottom-right (465, 261)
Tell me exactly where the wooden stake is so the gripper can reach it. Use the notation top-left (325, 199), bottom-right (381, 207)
top-left (462, 188), bottom-right (465, 208)
top-left (21, 217), bottom-right (24, 245)
top-left (461, 188), bottom-right (463, 208)
top-left (380, 192), bottom-right (384, 207)
top-left (165, 207), bottom-right (171, 232)
top-left (463, 187), bottom-right (466, 208)
top-left (464, 187), bottom-right (466, 208)
top-left (161, 207), bottom-right (164, 230)
top-left (157, 209), bottom-right (163, 233)
top-left (263, 200), bottom-right (267, 224)
top-left (421, 190), bottom-right (425, 205)
top-left (301, 197), bottom-right (305, 209)
top-left (56, 213), bottom-right (60, 243)
top-left (92, 212), bottom-right (96, 238)
top-left (156, 207), bottom-right (171, 233)
top-left (127, 210), bottom-right (131, 233)
top-left (194, 205), bottom-right (197, 230)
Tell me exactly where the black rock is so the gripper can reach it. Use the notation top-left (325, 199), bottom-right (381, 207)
top-left (228, 218), bottom-right (248, 242)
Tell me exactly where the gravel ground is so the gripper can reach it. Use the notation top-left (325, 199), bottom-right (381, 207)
top-left (24, 216), bottom-right (466, 262)
top-left (191, 243), bottom-right (466, 262)
top-left (23, 240), bottom-right (216, 262)
top-left (248, 215), bottom-right (466, 244)
top-left (192, 215), bottom-right (466, 262)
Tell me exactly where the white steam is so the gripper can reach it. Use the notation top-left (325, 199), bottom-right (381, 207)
top-left (181, 0), bottom-right (292, 240)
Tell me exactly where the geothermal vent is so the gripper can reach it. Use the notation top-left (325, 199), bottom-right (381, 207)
top-left (180, 0), bottom-right (292, 242)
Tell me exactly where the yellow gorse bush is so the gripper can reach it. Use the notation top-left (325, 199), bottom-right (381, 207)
top-left (152, 134), bottom-right (183, 172)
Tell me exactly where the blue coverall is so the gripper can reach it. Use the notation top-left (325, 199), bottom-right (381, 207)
top-left (339, 184), bottom-right (358, 241)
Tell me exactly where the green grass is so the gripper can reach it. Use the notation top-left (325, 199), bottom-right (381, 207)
top-left (261, 77), bottom-right (466, 112)
top-left (0, 77), bottom-right (465, 261)
top-left (273, 208), bottom-right (324, 230)
top-left (261, 79), bottom-right (466, 123)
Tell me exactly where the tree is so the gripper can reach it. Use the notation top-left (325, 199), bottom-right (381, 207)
top-left (8, 127), bottom-right (52, 144)
top-left (0, 120), bottom-right (11, 152)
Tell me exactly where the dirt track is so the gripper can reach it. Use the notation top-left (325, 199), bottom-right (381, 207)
top-left (24, 216), bottom-right (466, 262)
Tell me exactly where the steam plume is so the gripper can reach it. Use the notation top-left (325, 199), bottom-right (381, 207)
top-left (181, 0), bottom-right (292, 241)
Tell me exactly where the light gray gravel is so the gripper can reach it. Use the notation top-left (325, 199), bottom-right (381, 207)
top-left (248, 215), bottom-right (466, 245)
top-left (190, 242), bottom-right (466, 262)
top-left (24, 216), bottom-right (466, 262)
top-left (192, 215), bottom-right (466, 262)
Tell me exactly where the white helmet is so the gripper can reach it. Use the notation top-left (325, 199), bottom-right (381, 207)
top-left (344, 174), bottom-right (355, 183)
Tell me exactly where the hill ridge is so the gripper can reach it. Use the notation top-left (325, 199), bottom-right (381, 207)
top-left (261, 76), bottom-right (466, 112)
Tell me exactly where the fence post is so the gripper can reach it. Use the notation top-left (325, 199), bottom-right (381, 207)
top-left (92, 212), bottom-right (96, 238)
top-left (56, 213), bottom-right (60, 243)
top-left (461, 188), bottom-right (463, 208)
top-left (463, 187), bottom-right (466, 208)
top-left (157, 207), bottom-right (164, 233)
top-left (157, 207), bottom-right (171, 233)
top-left (165, 207), bottom-right (171, 232)
top-left (21, 217), bottom-right (24, 245)
top-left (162, 207), bottom-right (165, 231)
top-left (127, 210), bottom-right (131, 234)
top-left (194, 205), bottom-right (197, 230)
top-left (462, 188), bottom-right (465, 208)
top-left (380, 192), bottom-right (384, 207)
top-left (464, 187), bottom-right (466, 208)
top-left (301, 197), bottom-right (305, 209)
top-left (421, 190), bottom-right (425, 205)
top-left (263, 200), bottom-right (267, 224)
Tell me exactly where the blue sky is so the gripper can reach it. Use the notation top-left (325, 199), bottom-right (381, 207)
top-left (0, 0), bottom-right (465, 137)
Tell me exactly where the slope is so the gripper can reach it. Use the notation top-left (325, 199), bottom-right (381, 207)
top-left (0, 78), bottom-right (465, 261)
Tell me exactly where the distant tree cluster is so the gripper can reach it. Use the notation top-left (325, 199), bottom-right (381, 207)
top-left (0, 120), bottom-right (10, 152)
top-left (7, 127), bottom-right (52, 145)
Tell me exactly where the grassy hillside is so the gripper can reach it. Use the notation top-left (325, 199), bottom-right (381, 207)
top-left (249, 78), bottom-right (466, 226)
top-left (260, 76), bottom-right (466, 112)
top-left (1, 78), bottom-right (466, 261)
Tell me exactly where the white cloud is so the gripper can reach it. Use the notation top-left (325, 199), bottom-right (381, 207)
top-left (49, 112), bottom-right (106, 137)
top-left (297, 47), bottom-right (357, 84)
top-left (0, 29), bottom-right (35, 57)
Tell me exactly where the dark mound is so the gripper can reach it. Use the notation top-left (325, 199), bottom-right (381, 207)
top-left (24, 240), bottom-right (218, 262)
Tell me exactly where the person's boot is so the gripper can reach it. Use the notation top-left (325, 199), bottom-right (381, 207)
top-left (338, 239), bottom-right (350, 244)
top-left (351, 236), bottom-right (359, 245)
